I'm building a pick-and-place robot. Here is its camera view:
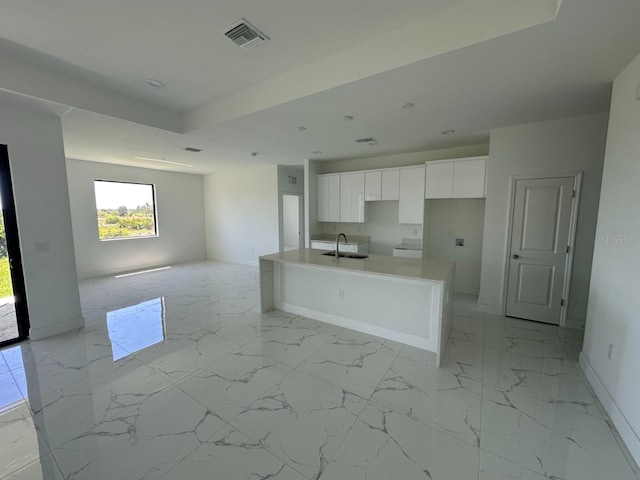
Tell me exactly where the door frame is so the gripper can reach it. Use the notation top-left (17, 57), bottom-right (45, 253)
top-left (279, 192), bottom-right (305, 252)
top-left (501, 172), bottom-right (582, 327)
top-left (0, 144), bottom-right (30, 347)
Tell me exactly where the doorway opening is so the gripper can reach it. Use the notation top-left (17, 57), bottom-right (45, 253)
top-left (0, 145), bottom-right (30, 347)
top-left (280, 193), bottom-right (304, 252)
top-left (504, 174), bottom-right (581, 326)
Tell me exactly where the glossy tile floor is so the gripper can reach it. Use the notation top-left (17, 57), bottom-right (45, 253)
top-left (1, 261), bottom-right (638, 480)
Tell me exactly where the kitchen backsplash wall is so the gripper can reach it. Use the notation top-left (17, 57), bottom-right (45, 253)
top-left (321, 201), bottom-right (421, 255)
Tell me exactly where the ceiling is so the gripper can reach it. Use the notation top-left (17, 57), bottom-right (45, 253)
top-left (1, 0), bottom-right (639, 174)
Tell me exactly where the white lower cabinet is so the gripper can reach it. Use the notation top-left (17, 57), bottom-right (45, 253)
top-left (310, 240), bottom-right (369, 253)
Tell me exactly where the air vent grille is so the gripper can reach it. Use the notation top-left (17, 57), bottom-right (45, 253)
top-left (225, 19), bottom-right (269, 50)
top-left (184, 147), bottom-right (202, 153)
top-left (355, 137), bottom-right (377, 144)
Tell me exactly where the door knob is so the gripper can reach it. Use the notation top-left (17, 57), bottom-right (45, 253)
top-left (512, 254), bottom-right (520, 259)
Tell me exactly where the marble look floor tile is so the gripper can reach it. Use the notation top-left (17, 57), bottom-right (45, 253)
top-left (231, 370), bottom-right (365, 479)
top-left (482, 347), bottom-right (601, 416)
top-left (320, 402), bottom-right (479, 480)
top-left (297, 341), bottom-right (397, 398)
top-left (481, 385), bottom-right (637, 480)
top-left (245, 325), bottom-right (333, 368)
top-left (327, 328), bottom-right (402, 354)
top-left (176, 349), bottom-right (292, 422)
top-left (396, 344), bottom-right (438, 366)
top-left (370, 355), bottom-right (482, 446)
top-left (479, 451), bottom-right (548, 480)
top-left (135, 329), bottom-right (239, 381)
top-left (17, 357), bottom-right (172, 451)
top-left (278, 314), bottom-right (343, 336)
top-left (485, 325), bottom-right (569, 359)
top-left (160, 425), bottom-right (307, 480)
top-left (52, 386), bottom-right (226, 480)
top-left (453, 316), bottom-right (485, 336)
top-left (442, 338), bottom-right (484, 381)
top-left (0, 372), bottom-right (24, 414)
top-left (0, 403), bottom-right (50, 479)
top-left (3, 454), bottom-right (64, 480)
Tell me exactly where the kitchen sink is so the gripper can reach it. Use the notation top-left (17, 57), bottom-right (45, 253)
top-left (321, 251), bottom-right (369, 259)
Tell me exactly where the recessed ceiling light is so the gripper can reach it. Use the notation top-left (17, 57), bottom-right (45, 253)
top-left (146, 79), bottom-right (165, 88)
top-left (134, 156), bottom-right (193, 167)
top-left (296, 126), bottom-right (307, 131)
top-left (441, 129), bottom-right (456, 135)
top-left (401, 102), bottom-right (414, 109)
top-left (312, 151), bottom-right (322, 155)
top-left (342, 115), bottom-right (354, 121)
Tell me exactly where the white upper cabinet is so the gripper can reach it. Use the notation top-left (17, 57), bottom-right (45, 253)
top-left (340, 172), bottom-right (365, 223)
top-left (398, 165), bottom-right (425, 224)
top-left (453, 158), bottom-right (486, 198)
top-left (381, 169), bottom-right (400, 200)
top-left (365, 171), bottom-right (382, 201)
top-left (317, 174), bottom-right (341, 222)
top-left (365, 169), bottom-right (400, 201)
top-left (425, 162), bottom-right (454, 198)
top-left (425, 156), bottom-right (487, 199)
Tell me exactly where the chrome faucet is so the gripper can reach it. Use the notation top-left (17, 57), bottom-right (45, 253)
top-left (336, 233), bottom-right (348, 259)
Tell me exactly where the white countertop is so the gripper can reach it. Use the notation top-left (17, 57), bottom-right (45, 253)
top-left (310, 235), bottom-right (370, 245)
top-left (260, 248), bottom-right (454, 283)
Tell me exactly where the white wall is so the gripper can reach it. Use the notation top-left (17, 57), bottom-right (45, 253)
top-left (479, 113), bottom-right (608, 326)
top-left (426, 199), bottom-right (485, 295)
top-left (321, 201), bottom-right (420, 255)
top-left (204, 166), bottom-right (279, 265)
top-left (0, 98), bottom-right (83, 340)
top-left (581, 53), bottom-right (640, 464)
top-left (66, 159), bottom-right (206, 279)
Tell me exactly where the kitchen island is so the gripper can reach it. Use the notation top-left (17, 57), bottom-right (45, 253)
top-left (259, 248), bottom-right (455, 367)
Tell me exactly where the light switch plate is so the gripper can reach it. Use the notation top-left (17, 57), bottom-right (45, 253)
top-left (455, 238), bottom-right (464, 247)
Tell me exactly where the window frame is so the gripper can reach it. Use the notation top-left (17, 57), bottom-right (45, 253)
top-left (93, 179), bottom-right (159, 241)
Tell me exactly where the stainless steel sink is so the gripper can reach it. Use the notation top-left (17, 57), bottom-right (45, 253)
top-left (321, 251), bottom-right (369, 259)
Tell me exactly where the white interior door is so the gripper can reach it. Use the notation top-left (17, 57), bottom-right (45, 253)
top-left (506, 177), bottom-right (575, 325)
top-left (282, 194), bottom-right (303, 251)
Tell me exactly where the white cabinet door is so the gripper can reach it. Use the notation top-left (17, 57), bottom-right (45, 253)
top-left (327, 174), bottom-right (341, 222)
top-left (365, 171), bottom-right (382, 201)
top-left (340, 172), bottom-right (365, 222)
top-left (381, 169), bottom-right (400, 200)
top-left (351, 172), bottom-right (365, 222)
top-left (453, 158), bottom-right (486, 198)
top-left (340, 173), bottom-right (353, 221)
top-left (425, 162), bottom-right (454, 199)
top-left (398, 165), bottom-right (425, 224)
top-left (317, 175), bottom-right (329, 222)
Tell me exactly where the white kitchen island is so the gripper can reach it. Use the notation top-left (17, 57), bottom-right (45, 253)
top-left (259, 248), bottom-right (455, 367)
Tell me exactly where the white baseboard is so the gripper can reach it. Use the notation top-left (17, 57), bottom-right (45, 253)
top-left (208, 256), bottom-right (259, 268)
top-left (476, 302), bottom-right (501, 316)
top-left (30, 316), bottom-right (85, 341)
top-left (579, 352), bottom-right (640, 466)
top-left (564, 317), bottom-right (585, 330)
top-left (277, 301), bottom-right (438, 354)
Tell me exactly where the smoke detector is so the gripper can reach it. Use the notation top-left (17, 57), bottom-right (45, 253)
top-left (225, 19), bottom-right (269, 50)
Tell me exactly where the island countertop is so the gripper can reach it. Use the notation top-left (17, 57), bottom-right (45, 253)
top-left (260, 248), bottom-right (454, 283)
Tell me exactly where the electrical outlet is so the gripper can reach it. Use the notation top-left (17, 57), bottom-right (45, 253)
top-left (338, 288), bottom-right (344, 299)
top-left (333, 225), bottom-right (337, 232)
top-left (412, 228), bottom-right (418, 235)
top-left (34, 241), bottom-right (49, 253)
top-left (607, 343), bottom-right (614, 360)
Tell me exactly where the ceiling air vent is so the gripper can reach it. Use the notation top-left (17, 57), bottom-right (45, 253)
top-left (184, 147), bottom-right (202, 152)
top-left (225, 19), bottom-right (269, 50)
top-left (355, 137), bottom-right (377, 144)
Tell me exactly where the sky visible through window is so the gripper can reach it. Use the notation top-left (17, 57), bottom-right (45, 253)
top-left (94, 181), bottom-right (154, 210)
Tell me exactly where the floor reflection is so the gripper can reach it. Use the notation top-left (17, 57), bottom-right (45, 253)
top-left (106, 297), bottom-right (165, 360)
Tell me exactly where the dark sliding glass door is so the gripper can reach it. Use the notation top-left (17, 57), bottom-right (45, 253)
top-left (0, 145), bottom-right (29, 347)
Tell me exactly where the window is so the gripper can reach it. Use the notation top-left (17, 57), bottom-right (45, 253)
top-left (94, 180), bottom-right (157, 240)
